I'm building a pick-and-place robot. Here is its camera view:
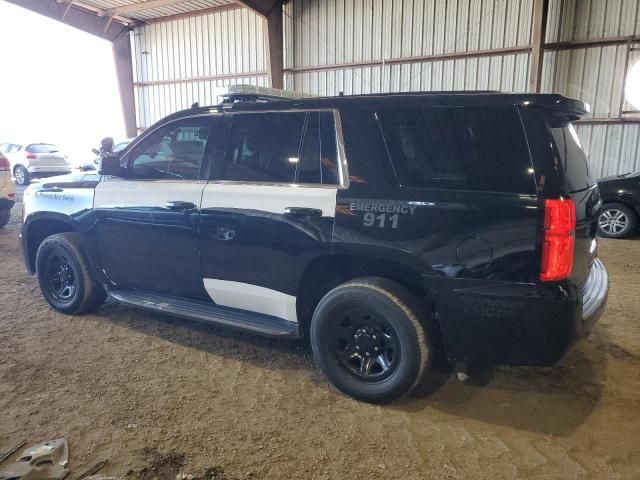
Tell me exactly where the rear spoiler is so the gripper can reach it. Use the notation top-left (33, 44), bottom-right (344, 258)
top-left (522, 95), bottom-right (590, 127)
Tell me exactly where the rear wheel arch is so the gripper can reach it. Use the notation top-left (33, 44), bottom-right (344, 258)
top-left (296, 254), bottom-right (430, 337)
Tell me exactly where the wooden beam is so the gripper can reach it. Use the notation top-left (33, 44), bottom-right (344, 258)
top-left (113, 33), bottom-right (138, 138)
top-left (529, 0), bottom-right (549, 92)
top-left (4, 0), bottom-right (129, 41)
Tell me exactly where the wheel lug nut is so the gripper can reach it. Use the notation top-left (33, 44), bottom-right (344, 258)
top-left (366, 352), bottom-right (370, 356)
top-left (355, 345), bottom-right (360, 350)
top-left (374, 347), bottom-right (379, 352)
top-left (372, 335), bottom-right (377, 340)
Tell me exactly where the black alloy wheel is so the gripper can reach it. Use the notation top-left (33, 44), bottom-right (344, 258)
top-left (333, 307), bottom-right (401, 382)
top-left (43, 252), bottom-right (78, 303)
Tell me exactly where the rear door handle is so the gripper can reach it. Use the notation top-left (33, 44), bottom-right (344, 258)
top-left (284, 207), bottom-right (323, 217)
top-left (166, 201), bottom-right (196, 211)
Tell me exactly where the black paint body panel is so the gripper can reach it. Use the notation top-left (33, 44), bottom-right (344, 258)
top-left (20, 92), bottom-right (608, 367)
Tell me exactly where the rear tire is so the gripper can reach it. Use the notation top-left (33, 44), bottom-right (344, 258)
top-left (36, 232), bottom-right (106, 314)
top-left (310, 277), bottom-right (432, 404)
top-left (14, 165), bottom-right (30, 186)
top-left (597, 203), bottom-right (637, 238)
top-left (0, 209), bottom-right (10, 228)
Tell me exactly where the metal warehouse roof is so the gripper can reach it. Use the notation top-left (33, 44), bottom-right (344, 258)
top-left (71, 0), bottom-right (237, 23)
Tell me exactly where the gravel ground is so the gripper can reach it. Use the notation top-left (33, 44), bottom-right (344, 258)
top-left (1, 202), bottom-right (639, 479)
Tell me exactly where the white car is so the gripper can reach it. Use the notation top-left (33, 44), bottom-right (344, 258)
top-left (0, 152), bottom-right (16, 228)
top-left (0, 143), bottom-right (72, 185)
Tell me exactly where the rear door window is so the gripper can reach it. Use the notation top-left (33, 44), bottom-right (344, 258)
top-left (221, 111), bottom-right (339, 185)
top-left (550, 124), bottom-right (593, 193)
top-left (377, 107), bottom-right (536, 194)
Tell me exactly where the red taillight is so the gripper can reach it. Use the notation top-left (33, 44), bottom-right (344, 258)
top-left (540, 199), bottom-right (576, 281)
top-left (0, 156), bottom-right (8, 171)
top-left (26, 153), bottom-right (37, 160)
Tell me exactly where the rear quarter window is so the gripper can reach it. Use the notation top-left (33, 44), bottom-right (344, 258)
top-left (550, 124), bottom-right (593, 193)
top-left (377, 106), bottom-right (536, 194)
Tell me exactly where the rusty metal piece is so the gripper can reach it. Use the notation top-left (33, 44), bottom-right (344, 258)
top-left (74, 461), bottom-right (107, 480)
top-left (0, 440), bottom-right (26, 465)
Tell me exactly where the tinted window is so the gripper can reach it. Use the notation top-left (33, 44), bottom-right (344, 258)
top-left (222, 111), bottom-right (339, 185)
top-left (340, 109), bottom-right (395, 187)
top-left (378, 107), bottom-right (536, 193)
top-left (297, 111), bottom-right (340, 185)
top-left (129, 117), bottom-right (212, 180)
top-left (550, 124), bottom-right (593, 192)
top-left (223, 112), bottom-right (304, 183)
top-left (26, 144), bottom-right (58, 153)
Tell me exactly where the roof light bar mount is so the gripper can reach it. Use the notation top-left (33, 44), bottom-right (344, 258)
top-left (221, 85), bottom-right (315, 104)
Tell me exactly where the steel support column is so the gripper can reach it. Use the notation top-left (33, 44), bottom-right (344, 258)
top-left (112, 33), bottom-right (137, 138)
top-left (237, 0), bottom-right (284, 89)
top-left (529, 0), bottom-right (550, 92)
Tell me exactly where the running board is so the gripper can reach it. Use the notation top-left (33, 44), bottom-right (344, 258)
top-left (107, 289), bottom-right (301, 339)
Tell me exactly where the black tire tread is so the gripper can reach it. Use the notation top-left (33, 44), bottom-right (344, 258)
top-left (0, 209), bottom-right (10, 229)
top-left (312, 276), bottom-right (431, 403)
top-left (36, 232), bottom-right (106, 314)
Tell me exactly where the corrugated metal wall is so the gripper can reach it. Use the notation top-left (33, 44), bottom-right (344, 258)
top-left (283, 0), bottom-right (533, 94)
top-left (132, 7), bottom-right (267, 129)
top-left (543, 0), bottom-right (640, 176)
top-left (131, 0), bottom-right (640, 176)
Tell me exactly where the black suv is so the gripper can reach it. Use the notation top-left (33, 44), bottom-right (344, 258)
top-left (21, 88), bottom-right (608, 403)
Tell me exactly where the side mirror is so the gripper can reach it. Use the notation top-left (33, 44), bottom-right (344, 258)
top-left (100, 137), bottom-right (114, 155)
top-left (91, 148), bottom-right (100, 156)
top-left (98, 155), bottom-right (124, 176)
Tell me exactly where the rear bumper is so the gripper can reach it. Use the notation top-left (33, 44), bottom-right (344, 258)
top-left (430, 259), bottom-right (609, 366)
top-left (27, 166), bottom-right (72, 175)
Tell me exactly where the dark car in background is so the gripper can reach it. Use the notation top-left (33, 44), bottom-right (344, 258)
top-left (597, 172), bottom-right (640, 238)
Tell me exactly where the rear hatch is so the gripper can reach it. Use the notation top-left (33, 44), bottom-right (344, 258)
top-left (26, 144), bottom-right (68, 167)
top-left (548, 121), bottom-right (599, 288)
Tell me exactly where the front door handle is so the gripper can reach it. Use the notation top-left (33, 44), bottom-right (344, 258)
top-left (284, 207), bottom-right (323, 217)
top-left (166, 201), bottom-right (196, 211)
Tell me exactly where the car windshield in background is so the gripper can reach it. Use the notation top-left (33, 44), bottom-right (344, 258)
top-left (26, 144), bottom-right (59, 153)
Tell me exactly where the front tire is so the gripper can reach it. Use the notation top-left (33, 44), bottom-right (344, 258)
top-left (310, 277), bottom-right (432, 404)
top-left (0, 209), bottom-right (9, 228)
top-left (598, 203), bottom-right (637, 238)
top-left (13, 165), bottom-right (30, 186)
top-left (36, 232), bottom-right (106, 314)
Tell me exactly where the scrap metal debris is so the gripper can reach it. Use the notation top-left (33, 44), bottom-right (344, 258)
top-left (0, 441), bottom-right (26, 465)
top-left (0, 439), bottom-right (69, 480)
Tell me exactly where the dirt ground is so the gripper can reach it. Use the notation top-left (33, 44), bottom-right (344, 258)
top-left (1, 202), bottom-right (639, 480)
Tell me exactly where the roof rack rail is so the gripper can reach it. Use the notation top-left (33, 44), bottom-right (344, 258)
top-left (221, 85), bottom-right (315, 104)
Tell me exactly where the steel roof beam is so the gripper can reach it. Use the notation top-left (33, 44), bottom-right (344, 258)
top-left (96, 0), bottom-right (198, 17)
top-left (4, 0), bottom-right (129, 41)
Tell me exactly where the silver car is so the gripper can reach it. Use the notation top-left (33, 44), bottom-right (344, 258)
top-left (0, 143), bottom-right (72, 185)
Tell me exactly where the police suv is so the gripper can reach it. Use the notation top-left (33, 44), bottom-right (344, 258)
top-left (21, 86), bottom-right (608, 403)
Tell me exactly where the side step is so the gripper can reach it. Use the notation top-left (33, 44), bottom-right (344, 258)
top-left (107, 289), bottom-right (301, 339)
